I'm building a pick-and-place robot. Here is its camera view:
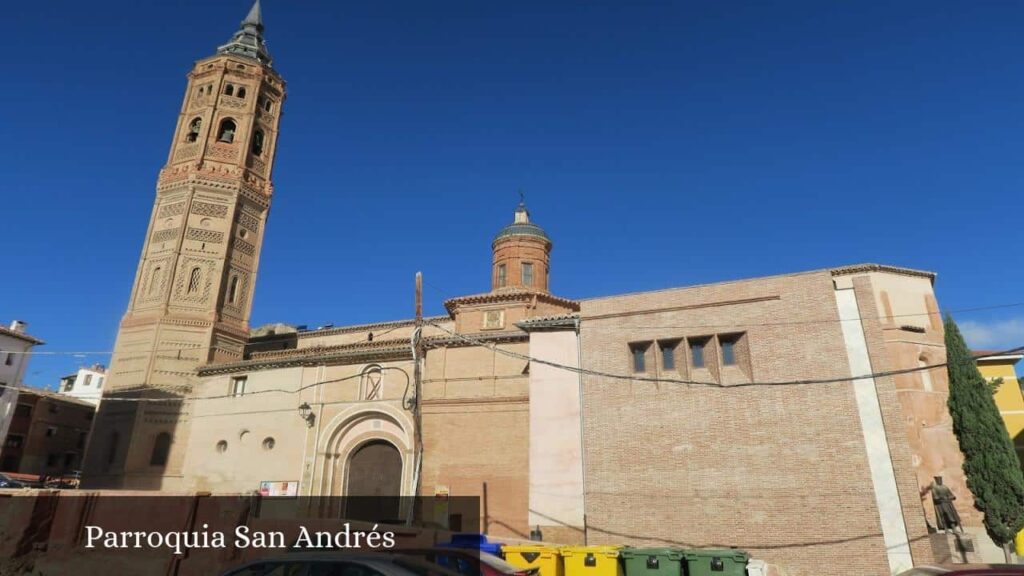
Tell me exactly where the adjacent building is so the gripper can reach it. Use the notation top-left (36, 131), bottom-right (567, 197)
top-left (0, 321), bottom-right (44, 453)
top-left (58, 365), bottom-right (106, 407)
top-left (0, 387), bottom-right (95, 478)
top-left (82, 4), bottom-right (993, 575)
top-left (974, 350), bottom-right (1024, 466)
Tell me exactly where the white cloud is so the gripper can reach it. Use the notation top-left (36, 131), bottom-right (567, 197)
top-left (959, 317), bottom-right (1024, 350)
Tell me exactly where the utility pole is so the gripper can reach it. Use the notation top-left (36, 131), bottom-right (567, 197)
top-left (407, 272), bottom-right (424, 526)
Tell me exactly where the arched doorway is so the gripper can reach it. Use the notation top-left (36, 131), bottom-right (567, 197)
top-left (344, 440), bottom-right (402, 522)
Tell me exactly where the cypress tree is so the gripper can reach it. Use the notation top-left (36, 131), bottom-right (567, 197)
top-left (944, 315), bottom-right (1024, 550)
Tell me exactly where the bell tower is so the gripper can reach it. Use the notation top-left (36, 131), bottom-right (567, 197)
top-left (83, 1), bottom-right (286, 489)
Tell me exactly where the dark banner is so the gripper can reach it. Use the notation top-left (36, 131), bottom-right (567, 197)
top-left (0, 495), bottom-right (483, 576)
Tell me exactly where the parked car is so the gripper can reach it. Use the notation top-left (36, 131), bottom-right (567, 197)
top-left (221, 552), bottom-right (468, 576)
top-left (0, 473), bottom-right (24, 488)
top-left (896, 565), bottom-right (1024, 575)
top-left (401, 548), bottom-right (538, 576)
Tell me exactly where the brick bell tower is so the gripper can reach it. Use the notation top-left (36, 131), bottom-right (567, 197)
top-left (83, 1), bottom-right (285, 489)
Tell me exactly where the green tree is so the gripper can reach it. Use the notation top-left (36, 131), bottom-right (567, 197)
top-left (945, 316), bottom-right (1024, 556)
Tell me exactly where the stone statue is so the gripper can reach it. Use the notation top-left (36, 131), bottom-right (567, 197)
top-left (929, 476), bottom-right (963, 533)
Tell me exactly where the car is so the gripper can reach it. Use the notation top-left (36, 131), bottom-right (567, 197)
top-left (0, 473), bottom-right (25, 488)
top-left (221, 552), bottom-right (469, 576)
top-left (400, 548), bottom-right (538, 576)
top-left (896, 565), bottom-right (1024, 576)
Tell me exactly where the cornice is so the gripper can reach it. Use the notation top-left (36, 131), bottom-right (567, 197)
top-left (517, 313), bottom-right (580, 332)
top-left (830, 263), bottom-right (936, 283)
top-left (443, 290), bottom-right (580, 316)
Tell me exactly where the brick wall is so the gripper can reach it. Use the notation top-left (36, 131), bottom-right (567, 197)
top-left (579, 270), bottom-right (901, 576)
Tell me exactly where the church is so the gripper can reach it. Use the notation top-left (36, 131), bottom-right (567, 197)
top-left (82, 3), bottom-right (992, 575)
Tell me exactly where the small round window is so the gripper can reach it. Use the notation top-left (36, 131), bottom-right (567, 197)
top-left (215, 440), bottom-right (228, 453)
top-left (262, 437), bottom-right (276, 451)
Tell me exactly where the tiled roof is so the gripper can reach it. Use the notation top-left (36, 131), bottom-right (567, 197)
top-left (0, 326), bottom-right (44, 345)
top-left (444, 289), bottom-right (580, 315)
top-left (830, 263), bottom-right (936, 281)
top-left (517, 313), bottom-right (580, 330)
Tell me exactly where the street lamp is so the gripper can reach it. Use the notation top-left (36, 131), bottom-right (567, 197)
top-left (298, 402), bottom-right (315, 428)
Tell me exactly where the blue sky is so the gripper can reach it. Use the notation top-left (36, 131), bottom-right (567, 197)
top-left (3, 0), bottom-right (1023, 387)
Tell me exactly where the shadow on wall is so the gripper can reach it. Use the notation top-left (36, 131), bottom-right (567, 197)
top-left (1013, 430), bottom-right (1024, 469)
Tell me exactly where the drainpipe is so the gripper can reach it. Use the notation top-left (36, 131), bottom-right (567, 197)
top-left (575, 317), bottom-right (588, 545)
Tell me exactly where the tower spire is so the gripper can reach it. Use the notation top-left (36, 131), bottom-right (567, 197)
top-left (217, 0), bottom-right (272, 66)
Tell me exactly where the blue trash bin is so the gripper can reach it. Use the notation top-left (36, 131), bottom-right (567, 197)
top-left (438, 533), bottom-right (505, 557)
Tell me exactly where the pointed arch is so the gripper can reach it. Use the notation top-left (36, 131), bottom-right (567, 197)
top-left (252, 129), bottom-right (265, 156)
top-left (228, 275), bottom-right (239, 303)
top-left (185, 117), bottom-right (202, 143)
top-left (187, 267), bottom-right (202, 294)
top-left (148, 266), bottom-right (162, 296)
top-left (217, 119), bottom-right (237, 143)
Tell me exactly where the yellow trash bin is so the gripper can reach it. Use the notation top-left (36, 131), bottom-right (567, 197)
top-left (560, 546), bottom-right (623, 576)
top-left (503, 544), bottom-right (564, 576)
top-left (1015, 528), bottom-right (1024, 557)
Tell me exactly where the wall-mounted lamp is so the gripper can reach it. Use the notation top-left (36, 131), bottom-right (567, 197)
top-left (298, 402), bottom-right (315, 428)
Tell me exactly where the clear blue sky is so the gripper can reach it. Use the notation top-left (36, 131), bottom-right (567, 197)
top-left (3, 1), bottom-right (1023, 387)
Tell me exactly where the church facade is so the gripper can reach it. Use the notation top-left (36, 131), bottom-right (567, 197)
top-left (84, 4), bottom-right (991, 575)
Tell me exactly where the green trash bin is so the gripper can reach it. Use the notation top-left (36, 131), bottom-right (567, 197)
top-left (681, 549), bottom-right (749, 576)
top-left (620, 548), bottom-right (684, 576)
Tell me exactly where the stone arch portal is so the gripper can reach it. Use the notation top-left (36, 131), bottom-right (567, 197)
top-left (313, 407), bottom-right (413, 520)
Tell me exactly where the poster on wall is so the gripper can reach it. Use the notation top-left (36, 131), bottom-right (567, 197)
top-left (259, 480), bottom-right (299, 496)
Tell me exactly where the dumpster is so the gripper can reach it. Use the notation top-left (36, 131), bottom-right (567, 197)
top-left (504, 544), bottom-right (564, 576)
top-left (619, 548), bottom-right (683, 576)
top-left (560, 546), bottom-right (623, 576)
top-left (681, 549), bottom-right (748, 576)
top-left (438, 533), bottom-right (506, 557)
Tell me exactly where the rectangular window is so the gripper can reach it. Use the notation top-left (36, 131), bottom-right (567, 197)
top-left (231, 376), bottom-right (248, 397)
top-left (14, 404), bottom-right (31, 418)
top-left (45, 426), bottom-right (57, 438)
top-left (64, 453), bottom-right (75, 467)
top-left (4, 353), bottom-right (12, 366)
top-left (521, 262), bottom-right (534, 287)
top-left (46, 453), bottom-right (58, 467)
top-left (84, 375), bottom-right (93, 387)
top-left (48, 403), bottom-right (58, 414)
top-left (721, 338), bottom-right (737, 366)
top-left (496, 264), bottom-right (507, 288)
top-left (77, 432), bottom-right (88, 449)
top-left (690, 340), bottom-right (706, 369)
top-left (97, 377), bottom-right (104, 389)
top-left (630, 343), bottom-right (648, 373)
top-left (4, 435), bottom-right (23, 449)
top-left (660, 341), bottom-right (676, 370)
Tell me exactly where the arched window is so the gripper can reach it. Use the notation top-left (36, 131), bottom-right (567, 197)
top-left (919, 355), bottom-right (934, 392)
top-left (264, 99), bottom-right (273, 113)
top-left (185, 118), bottom-right (201, 143)
top-left (148, 266), bottom-right (162, 295)
top-left (224, 84), bottom-right (234, 96)
top-left (228, 275), bottom-right (239, 303)
top-left (150, 433), bottom-right (171, 466)
top-left (106, 432), bottom-right (120, 466)
top-left (360, 364), bottom-right (384, 400)
top-left (237, 87), bottom-right (247, 99)
top-left (252, 130), bottom-right (264, 156)
top-left (217, 119), bottom-right (236, 143)
top-left (187, 267), bottom-right (201, 294)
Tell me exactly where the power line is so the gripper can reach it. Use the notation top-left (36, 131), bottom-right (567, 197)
top-left (2, 366), bottom-right (411, 405)
top-left (3, 299), bottom-right (1022, 357)
top-left (424, 320), bottom-right (1024, 389)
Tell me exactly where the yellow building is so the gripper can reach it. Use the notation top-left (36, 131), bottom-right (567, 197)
top-left (973, 350), bottom-right (1024, 555)
top-left (974, 350), bottom-right (1024, 464)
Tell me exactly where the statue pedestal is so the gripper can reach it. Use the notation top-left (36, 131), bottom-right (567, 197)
top-left (929, 531), bottom-right (979, 564)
